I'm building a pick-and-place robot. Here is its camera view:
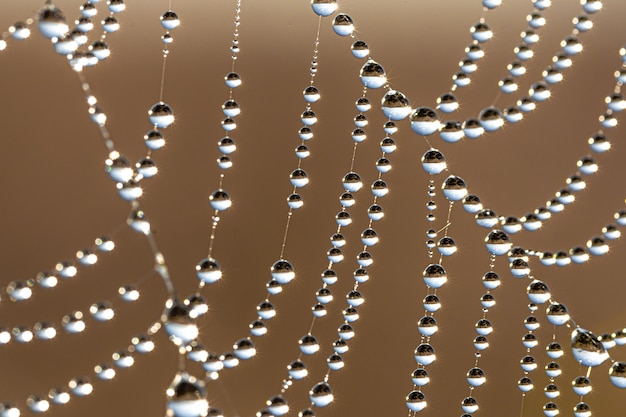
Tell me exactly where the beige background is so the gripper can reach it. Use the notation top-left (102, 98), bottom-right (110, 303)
top-left (1, 1), bottom-right (626, 417)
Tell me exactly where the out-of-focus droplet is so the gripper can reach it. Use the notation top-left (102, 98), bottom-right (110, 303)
top-left (166, 372), bottom-right (209, 417)
top-left (38, 5), bottom-right (69, 39)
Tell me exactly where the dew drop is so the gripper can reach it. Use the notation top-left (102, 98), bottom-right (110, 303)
top-left (166, 372), bottom-right (209, 417)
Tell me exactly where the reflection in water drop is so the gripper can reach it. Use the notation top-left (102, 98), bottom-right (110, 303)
top-left (162, 298), bottom-right (198, 347)
top-left (571, 328), bottom-right (609, 367)
top-left (166, 372), bottom-right (209, 417)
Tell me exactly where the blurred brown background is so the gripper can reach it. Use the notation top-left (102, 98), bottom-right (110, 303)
top-left (1, 1), bottom-right (626, 416)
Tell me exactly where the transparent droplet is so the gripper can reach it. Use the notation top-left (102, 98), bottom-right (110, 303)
top-left (562, 36), bottom-right (582, 56)
top-left (382, 90), bottom-right (411, 120)
top-left (475, 319), bottom-right (493, 336)
top-left (518, 377), bottom-right (533, 392)
top-left (546, 303), bottom-right (570, 326)
top-left (48, 387), bottom-right (71, 405)
top-left (410, 107), bottom-right (440, 136)
top-left (520, 355), bottom-right (537, 372)
top-left (479, 107), bottom-right (504, 131)
top-left (94, 363), bottom-right (116, 381)
top-left (332, 13), bottom-right (353, 36)
top-left (286, 360), bottom-right (308, 380)
top-left (417, 316), bottom-right (438, 336)
top-left (33, 322), bottom-right (56, 340)
top-left (166, 372), bottom-right (209, 417)
top-left (442, 175), bottom-right (468, 201)
top-left (571, 328), bottom-right (609, 367)
top-left (471, 22), bottom-right (492, 42)
top-left (290, 169), bottom-right (309, 188)
top-left (343, 307), bottom-right (359, 323)
top-left (68, 377), bottom-right (93, 396)
top-left (301, 109), bottom-right (317, 126)
top-left (359, 60), bottom-right (387, 89)
top-left (89, 301), bottom-right (115, 322)
top-left (573, 402), bottom-right (591, 417)
top-left (162, 298), bottom-right (198, 347)
top-left (287, 193), bottom-right (303, 209)
top-left (475, 209), bottom-right (499, 228)
top-left (467, 367), bottom-right (486, 387)
top-left (338, 323), bottom-right (355, 340)
top-left (309, 382), bottom-right (333, 407)
top-left (321, 269), bottom-right (338, 285)
top-left (351, 40), bottom-right (369, 58)
top-left (423, 264), bottom-right (447, 289)
top-left (310, 0), bottom-right (337, 16)
top-left (26, 395), bottom-right (49, 413)
top-left (12, 326), bottom-right (33, 343)
top-left (522, 333), bottom-right (539, 349)
top-left (414, 343), bottom-right (436, 366)
top-left (571, 376), bottom-right (592, 396)
top-left (609, 362), bottom-right (626, 388)
top-left (270, 259), bottom-right (295, 284)
top-left (461, 396), bottom-right (479, 413)
top-left (219, 72), bottom-right (242, 90)
top-left (422, 294), bottom-right (441, 312)
top-left (160, 10), bottom-right (180, 30)
top-left (202, 352), bottom-right (224, 373)
top-left (6, 280), bottom-right (33, 301)
top-left (149, 102), bottom-right (174, 128)
top-left (62, 311), bottom-right (85, 334)
top-left (405, 390), bottom-right (427, 412)
top-left (421, 149), bottom-right (446, 175)
top-left (119, 284), bottom-right (140, 301)
top-left (38, 5), bottom-right (69, 39)
top-left (267, 396), bottom-right (289, 416)
top-left (233, 338), bottom-right (256, 360)
top-left (257, 300), bottom-right (276, 320)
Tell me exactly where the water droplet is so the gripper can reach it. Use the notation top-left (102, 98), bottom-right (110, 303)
top-left (343, 307), bottom-right (359, 322)
top-left (543, 402), bottom-right (559, 417)
top-left (33, 322), bottom-right (56, 340)
top-left (301, 109), bottom-right (317, 125)
top-left (421, 149), bottom-right (446, 175)
top-left (290, 169), bottom-right (309, 188)
top-left (360, 228), bottom-right (378, 247)
top-left (546, 303), bottom-right (570, 326)
top-left (359, 60), bottom-right (387, 89)
top-left (527, 280), bottom-right (551, 304)
top-left (475, 209), bottom-right (499, 228)
top-left (338, 323), bottom-right (355, 340)
top-left (26, 395), bottom-right (49, 413)
top-left (380, 136), bottom-right (396, 153)
top-left (162, 298), bottom-right (198, 347)
top-left (62, 311), bottom-right (85, 334)
top-left (485, 230), bottom-right (512, 255)
top-left (571, 328), bottom-right (609, 367)
top-left (149, 102), bottom-right (174, 128)
top-left (309, 382), bottom-right (333, 407)
top-left (38, 5), bottom-right (69, 39)
top-left (351, 40), bottom-right (369, 58)
top-left (522, 333), bottom-right (539, 349)
top-left (310, 0), bottom-right (337, 16)
top-left (467, 367), bottom-right (486, 386)
top-left (119, 285), bottom-right (140, 302)
top-left (12, 326), bottom-right (33, 343)
top-left (405, 390), bottom-right (427, 412)
top-left (573, 402), bottom-right (591, 417)
top-left (562, 36), bottom-right (583, 55)
top-left (414, 343), bottom-right (436, 366)
top-left (423, 264), bottom-right (447, 289)
top-left (417, 316), bottom-right (438, 336)
top-left (518, 377), bottom-right (533, 392)
top-left (572, 376), bottom-right (592, 396)
top-left (166, 372), bottom-right (209, 417)
top-left (267, 396), bottom-right (289, 416)
top-left (281, 360), bottom-right (307, 383)
top-left (299, 334), bottom-right (319, 355)
top-left (69, 377), bottom-right (93, 396)
top-left (475, 319), bottom-right (493, 336)
top-left (287, 193), bottom-right (303, 209)
top-left (609, 362), bottom-right (626, 388)
top-left (332, 14), bottom-right (353, 36)
top-left (471, 22), bottom-right (492, 42)
top-left (461, 396), bottom-right (479, 413)
top-left (90, 301), bottom-right (115, 322)
top-left (319, 269), bottom-right (337, 285)
top-left (346, 289), bottom-right (365, 307)
top-left (382, 90), bottom-right (411, 120)
top-left (544, 383), bottom-right (560, 399)
top-left (270, 259), bottom-right (295, 284)
top-left (520, 355), bottom-right (537, 372)
top-left (161, 11), bottom-right (180, 30)
top-left (479, 107), bottom-right (504, 131)
top-left (257, 300), bottom-right (276, 320)
top-left (410, 107), bottom-right (440, 136)
top-left (342, 172), bottom-right (363, 192)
